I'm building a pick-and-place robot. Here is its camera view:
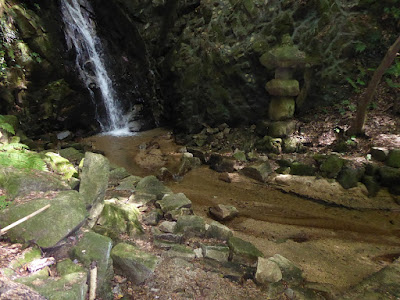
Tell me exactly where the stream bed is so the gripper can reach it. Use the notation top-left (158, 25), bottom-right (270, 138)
top-left (86, 128), bottom-right (400, 292)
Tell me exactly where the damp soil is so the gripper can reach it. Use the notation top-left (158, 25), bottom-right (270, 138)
top-left (87, 128), bottom-right (400, 293)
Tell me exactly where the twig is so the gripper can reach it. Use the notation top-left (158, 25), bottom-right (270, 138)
top-left (0, 204), bottom-right (51, 236)
top-left (89, 261), bottom-right (97, 300)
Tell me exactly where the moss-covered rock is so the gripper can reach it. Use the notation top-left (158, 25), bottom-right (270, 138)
top-left (135, 175), bottom-right (172, 200)
top-left (17, 272), bottom-right (88, 300)
top-left (111, 242), bottom-right (160, 284)
top-left (319, 155), bottom-right (345, 178)
top-left (268, 120), bottom-right (296, 138)
top-left (205, 221), bottom-right (233, 241)
top-left (57, 259), bottom-right (86, 276)
top-left (95, 199), bottom-right (143, 238)
top-left (378, 166), bottom-right (400, 187)
top-left (256, 136), bottom-right (282, 154)
top-left (361, 175), bottom-right (381, 197)
top-left (386, 149), bottom-right (400, 168)
top-left (70, 231), bottom-right (113, 299)
top-left (228, 236), bottom-right (264, 266)
top-left (43, 152), bottom-right (78, 180)
top-left (265, 79), bottom-right (300, 97)
top-left (58, 147), bottom-right (85, 163)
top-left (156, 193), bottom-right (192, 213)
top-left (174, 215), bottom-right (206, 237)
top-left (337, 167), bottom-right (363, 189)
top-left (0, 190), bottom-right (87, 248)
top-left (290, 162), bottom-right (316, 176)
top-left (79, 152), bottom-right (110, 206)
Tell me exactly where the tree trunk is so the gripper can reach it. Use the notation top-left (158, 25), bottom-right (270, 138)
top-left (349, 35), bottom-right (400, 136)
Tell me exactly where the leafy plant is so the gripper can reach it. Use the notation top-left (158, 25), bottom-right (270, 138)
top-left (0, 115), bottom-right (15, 135)
top-left (0, 195), bottom-right (8, 210)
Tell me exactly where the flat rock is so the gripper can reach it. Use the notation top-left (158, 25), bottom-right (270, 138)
top-left (201, 244), bottom-right (230, 262)
top-left (209, 204), bottom-right (239, 221)
top-left (240, 162), bottom-right (272, 182)
top-left (0, 190), bottom-right (87, 248)
top-left (174, 215), bottom-right (206, 237)
top-left (206, 221), bottom-right (233, 241)
top-left (111, 243), bottom-right (160, 285)
top-left (156, 193), bottom-right (192, 213)
top-left (159, 221), bottom-right (177, 233)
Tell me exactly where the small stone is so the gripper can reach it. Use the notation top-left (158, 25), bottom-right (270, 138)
top-left (165, 244), bottom-right (196, 259)
top-left (209, 204), bottom-right (239, 221)
top-left (159, 221), bottom-right (176, 233)
top-left (165, 207), bottom-right (193, 221)
top-left (206, 221), bottom-right (233, 241)
top-left (255, 257), bottom-right (282, 284)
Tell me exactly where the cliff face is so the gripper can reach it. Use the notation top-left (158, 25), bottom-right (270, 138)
top-left (0, 0), bottom-right (398, 135)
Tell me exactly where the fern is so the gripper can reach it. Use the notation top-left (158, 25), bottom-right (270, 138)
top-left (0, 151), bottom-right (48, 171)
top-left (0, 142), bottom-right (29, 151)
top-left (0, 115), bottom-right (15, 135)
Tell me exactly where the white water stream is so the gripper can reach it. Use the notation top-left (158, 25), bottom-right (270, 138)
top-left (61, 0), bottom-right (133, 136)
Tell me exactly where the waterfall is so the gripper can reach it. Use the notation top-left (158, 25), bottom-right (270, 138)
top-left (61, 0), bottom-right (132, 135)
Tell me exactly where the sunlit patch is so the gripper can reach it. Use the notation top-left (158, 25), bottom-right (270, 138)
top-left (100, 128), bottom-right (138, 137)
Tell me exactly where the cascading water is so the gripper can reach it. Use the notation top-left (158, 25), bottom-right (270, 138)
top-left (61, 0), bottom-right (132, 136)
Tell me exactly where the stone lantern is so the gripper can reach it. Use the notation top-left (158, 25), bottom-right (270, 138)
top-left (259, 34), bottom-right (306, 137)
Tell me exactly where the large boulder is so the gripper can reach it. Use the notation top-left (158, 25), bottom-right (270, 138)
top-left (79, 152), bottom-right (110, 226)
top-left (111, 243), bottom-right (160, 284)
top-left (70, 231), bottom-right (113, 299)
top-left (0, 191), bottom-right (87, 248)
top-left (0, 166), bottom-right (69, 199)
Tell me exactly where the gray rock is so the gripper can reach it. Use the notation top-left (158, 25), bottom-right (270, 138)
top-left (201, 244), bottom-right (230, 262)
top-left (370, 147), bottom-right (389, 162)
top-left (209, 204), bottom-right (239, 221)
top-left (70, 231), bottom-right (113, 299)
top-left (228, 236), bottom-right (264, 266)
top-left (206, 221), bottom-right (233, 241)
top-left (282, 137), bottom-right (298, 153)
top-left (79, 152), bottom-right (110, 225)
top-left (174, 215), bottom-right (206, 237)
top-left (142, 209), bottom-right (163, 226)
top-left (233, 150), bottom-right (247, 162)
top-left (156, 193), bottom-right (192, 213)
top-left (157, 167), bottom-right (174, 182)
top-left (255, 257), bottom-right (282, 284)
top-left (58, 147), bottom-right (85, 163)
top-left (135, 175), bottom-right (172, 200)
top-left (178, 153), bottom-right (201, 176)
top-left (386, 149), bottom-right (400, 168)
top-left (111, 243), bottom-right (159, 285)
top-left (194, 248), bottom-right (203, 258)
top-left (115, 175), bottom-right (142, 191)
top-left (109, 167), bottom-right (131, 184)
top-left (0, 190), bottom-right (86, 248)
top-left (159, 221), bottom-right (177, 233)
top-left (165, 207), bottom-right (193, 221)
top-left (240, 162), bottom-right (272, 182)
top-left (269, 254), bottom-right (303, 283)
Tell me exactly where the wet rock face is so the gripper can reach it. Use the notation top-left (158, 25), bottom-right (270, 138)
top-left (116, 0), bottom-right (372, 132)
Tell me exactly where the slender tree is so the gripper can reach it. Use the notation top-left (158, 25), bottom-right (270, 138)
top-left (348, 35), bottom-right (400, 136)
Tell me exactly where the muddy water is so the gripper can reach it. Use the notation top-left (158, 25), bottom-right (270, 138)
top-left (87, 128), bottom-right (400, 291)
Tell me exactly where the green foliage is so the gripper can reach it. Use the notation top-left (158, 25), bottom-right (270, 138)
top-left (335, 99), bottom-right (357, 116)
top-left (0, 195), bottom-right (8, 210)
top-left (0, 115), bottom-right (15, 134)
top-left (355, 42), bottom-right (367, 53)
top-left (0, 151), bottom-right (48, 171)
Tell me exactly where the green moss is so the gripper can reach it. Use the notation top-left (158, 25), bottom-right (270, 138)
top-left (57, 259), bottom-right (85, 276)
